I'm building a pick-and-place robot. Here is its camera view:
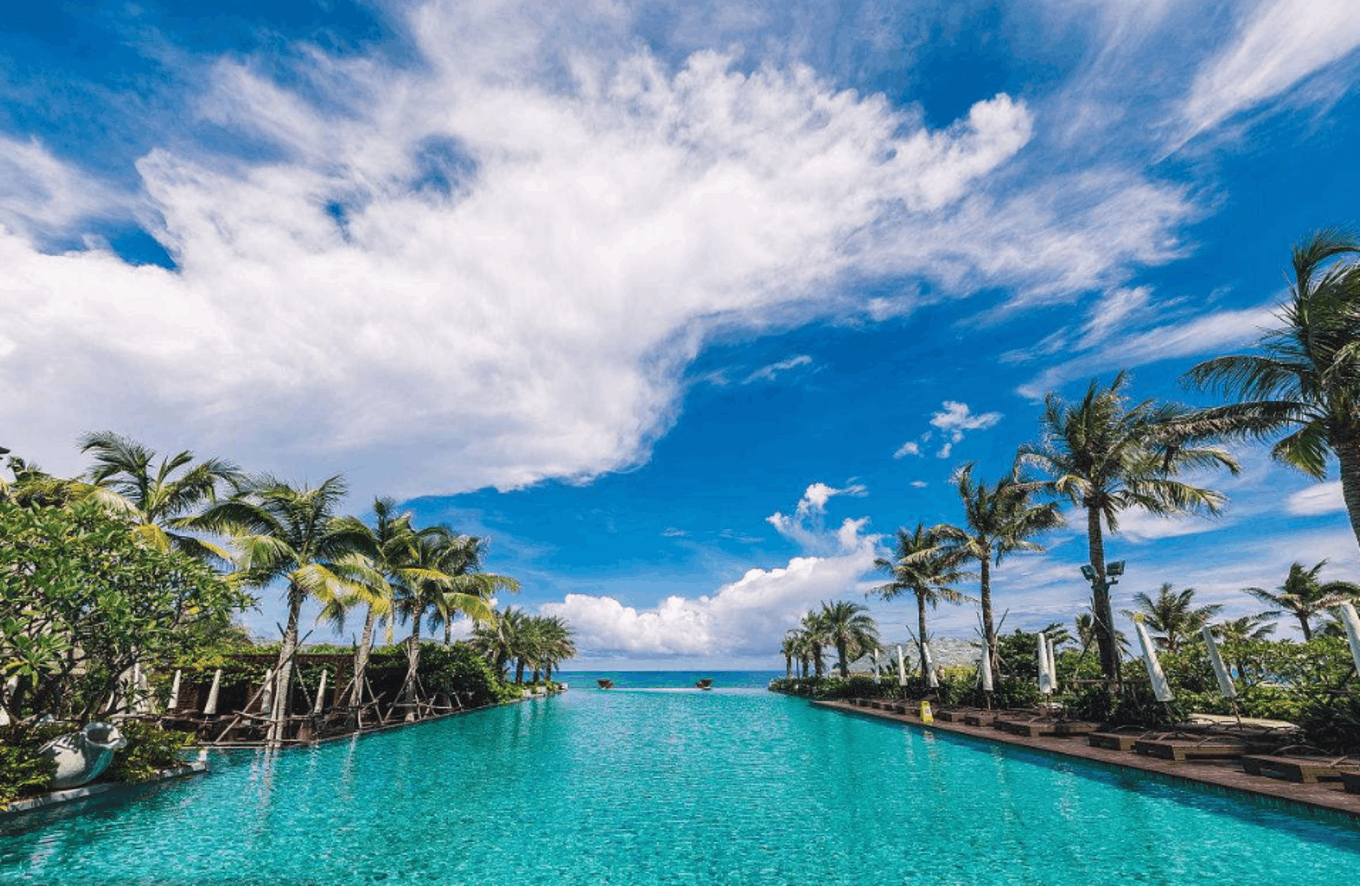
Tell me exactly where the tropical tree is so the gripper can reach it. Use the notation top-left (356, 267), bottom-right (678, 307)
top-left (800, 610), bottom-right (828, 679)
top-left (471, 606), bottom-right (527, 680)
top-left (934, 463), bottom-right (1064, 676)
top-left (1245, 560), bottom-right (1360, 640)
top-left (818, 600), bottom-right (880, 679)
top-left (872, 523), bottom-right (974, 676)
top-left (780, 632), bottom-right (797, 679)
top-left (195, 475), bottom-right (378, 743)
top-left (1122, 583), bottom-right (1222, 653)
top-left (1019, 372), bottom-right (1238, 683)
top-left (79, 431), bottom-right (242, 562)
top-left (533, 615), bottom-right (577, 681)
top-left (1212, 614), bottom-right (1276, 680)
top-left (1185, 230), bottom-right (1360, 547)
top-left (393, 528), bottom-right (506, 717)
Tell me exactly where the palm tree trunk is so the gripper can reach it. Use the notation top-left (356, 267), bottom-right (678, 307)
top-left (785, 655), bottom-right (792, 680)
top-left (402, 612), bottom-right (423, 721)
top-left (269, 584), bottom-right (304, 745)
top-left (1086, 505), bottom-right (1121, 685)
top-left (980, 555), bottom-right (998, 678)
top-left (444, 619), bottom-right (452, 645)
top-left (917, 592), bottom-right (929, 677)
top-left (515, 659), bottom-right (525, 684)
top-left (1299, 613), bottom-right (1314, 641)
top-left (1334, 439), bottom-right (1360, 554)
top-left (350, 605), bottom-right (377, 707)
top-left (836, 640), bottom-right (849, 678)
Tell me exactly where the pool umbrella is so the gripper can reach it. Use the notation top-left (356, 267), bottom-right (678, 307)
top-left (1201, 626), bottom-right (1237, 700)
top-left (1046, 633), bottom-right (1058, 691)
top-left (1037, 634), bottom-right (1054, 697)
top-left (203, 668), bottom-right (223, 716)
top-left (259, 668), bottom-right (275, 715)
top-left (313, 670), bottom-right (328, 716)
top-left (978, 638), bottom-right (993, 693)
top-left (922, 642), bottom-right (939, 689)
top-left (872, 649), bottom-right (881, 684)
top-left (133, 662), bottom-right (153, 714)
top-left (168, 669), bottom-right (183, 711)
top-left (1339, 602), bottom-right (1360, 677)
top-left (896, 644), bottom-right (907, 687)
top-left (1134, 618), bottom-right (1174, 703)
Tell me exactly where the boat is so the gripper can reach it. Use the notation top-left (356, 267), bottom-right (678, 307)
top-left (597, 679), bottom-right (614, 689)
top-left (695, 678), bottom-right (713, 690)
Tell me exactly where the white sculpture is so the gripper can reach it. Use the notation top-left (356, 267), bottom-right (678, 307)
top-left (39, 722), bottom-right (129, 790)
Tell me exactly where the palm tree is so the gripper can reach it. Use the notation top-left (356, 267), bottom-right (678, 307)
top-left (935, 463), bottom-right (1064, 677)
top-left (780, 632), bottom-right (797, 679)
top-left (1245, 560), bottom-right (1360, 640)
top-left (1019, 372), bottom-right (1238, 683)
top-left (800, 611), bottom-right (828, 679)
top-left (1212, 614), bottom-right (1276, 681)
top-left (471, 605), bottom-right (527, 680)
top-left (196, 475), bottom-right (378, 744)
top-left (79, 431), bottom-right (242, 562)
top-left (533, 615), bottom-right (576, 681)
top-left (1123, 583), bottom-right (1222, 653)
top-left (1185, 230), bottom-right (1360, 546)
top-left (818, 601), bottom-right (880, 678)
top-left (394, 528), bottom-right (504, 717)
top-left (873, 523), bottom-right (974, 677)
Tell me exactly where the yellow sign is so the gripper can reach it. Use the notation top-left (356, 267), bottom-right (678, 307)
top-left (920, 701), bottom-right (934, 723)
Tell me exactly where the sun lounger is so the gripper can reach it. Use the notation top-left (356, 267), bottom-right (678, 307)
top-left (1241, 752), bottom-right (1360, 783)
top-left (995, 717), bottom-right (1097, 738)
top-left (1133, 736), bottom-right (1248, 761)
top-left (1340, 771), bottom-right (1360, 794)
top-left (964, 711), bottom-right (998, 727)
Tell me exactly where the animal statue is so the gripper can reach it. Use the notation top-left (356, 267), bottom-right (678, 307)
top-left (39, 722), bottom-right (129, 789)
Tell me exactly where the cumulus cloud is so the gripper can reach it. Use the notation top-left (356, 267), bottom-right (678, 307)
top-left (542, 484), bottom-right (880, 657)
top-left (893, 441), bottom-right (921, 458)
top-left (0, 0), bottom-right (1210, 499)
top-left (1286, 481), bottom-right (1345, 516)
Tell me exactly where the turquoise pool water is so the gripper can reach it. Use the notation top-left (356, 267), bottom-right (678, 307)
top-left (3, 678), bottom-right (1358, 885)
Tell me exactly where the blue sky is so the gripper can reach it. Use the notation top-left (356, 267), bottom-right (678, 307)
top-left (4, 1), bottom-right (1360, 668)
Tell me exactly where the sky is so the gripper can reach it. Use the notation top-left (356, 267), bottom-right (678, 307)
top-left (4, 0), bottom-right (1360, 669)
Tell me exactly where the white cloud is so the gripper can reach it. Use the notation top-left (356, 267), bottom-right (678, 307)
top-left (543, 485), bottom-right (881, 657)
top-left (1178, 0), bottom-right (1360, 143)
top-left (1109, 507), bottom-right (1231, 543)
top-left (909, 480), bottom-right (927, 488)
top-left (0, 1), bottom-right (1212, 499)
top-left (893, 440), bottom-right (921, 458)
top-left (1286, 481), bottom-right (1345, 516)
top-left (1017, 301), bottom-right (1277, 399)
top-left (742, 354), bottom-right (812, 384)
top-left (0, 136), bottom-right (123, 237)
top-left (929, 401), bottom-right (1002, 459)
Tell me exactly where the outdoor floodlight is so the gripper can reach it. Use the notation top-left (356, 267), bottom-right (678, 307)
top-left (1108, 561), bottom-right (1126, 577)
top-left (1080, 565), bottom-right (1095, 581)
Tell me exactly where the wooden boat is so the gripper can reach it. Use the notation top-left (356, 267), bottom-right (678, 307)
top-left (695, 678), bottom-right (714, 690)
top-left (596, 679), bottom-right (614, 689)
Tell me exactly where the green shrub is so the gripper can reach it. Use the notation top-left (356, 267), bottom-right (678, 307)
top-left (104, 721), bottom-right (194, 784)
top-left (0, 724), bottom-right (63, 809)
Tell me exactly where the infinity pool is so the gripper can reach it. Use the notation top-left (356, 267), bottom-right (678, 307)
top-left (3, 678), bottom-right (1358, 885)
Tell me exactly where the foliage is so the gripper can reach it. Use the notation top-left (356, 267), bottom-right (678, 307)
top-left (1243, 561), bottom-right (1360, 641)
top-left (0, 724), bottom-right (64, 808)
top-left (104, 721), bottom-right (195, 784)
top-left (0, 501), bottom-right (253, 720)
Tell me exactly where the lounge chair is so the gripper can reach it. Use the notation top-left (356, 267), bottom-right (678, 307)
top-left (1240, 747), bottom-right (1360, 783)
top-left (995, 716), bottom-right (1098, 738)
top-left (1340, 771), bottom-right (1360, 794)
top-left (964, 711), bottom-right (998, 727)
top-left (1133, 735), bottom-right (1248, 761)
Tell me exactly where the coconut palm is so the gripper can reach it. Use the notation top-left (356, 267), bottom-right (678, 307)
top-left (1122, 583), bottom-right (1222, 654)
top-left (800, 610), bottom-right (829, 679)
top-left (1019, 373), bottom-right (1238, 683)
top-left (780, 632), bottom-right (797, 679)
top-left (79, 431), bottom-right (242, 562)
top-left (1245, 560), bottom-right (1360, 640)
top-left (818, 600), bottom-right (880, 679)
top-left (393, 528), bottom-right (506, 717)
top-left (934, 463), bottom-right (1064, 676)
top-left (471, 606), bottom-right (528, 680)
top-left (196, 475), bottom-right (378, 743)
top-left (533, 615), bottom-right (576, 681)
top-left (1212, 614), bottom-right (1277, 680)
top-left (873, 523), bottom-right (974, 677)
top-left (1185, 230), bottom-right (1360, 546)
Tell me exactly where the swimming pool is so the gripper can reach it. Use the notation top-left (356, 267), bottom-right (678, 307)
top-left (3, 682), bottom-right (1358, 884)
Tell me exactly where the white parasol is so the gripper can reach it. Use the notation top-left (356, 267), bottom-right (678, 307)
top-left (1134, 618), bottom-right (1174, 703)
top-left (1339, 602), bottom-right (1360, 678)
top-left (896, 644), bottom-right (907, 687)
top-left (922, 641), bottom-right (939, 688)
top-left (168, 669), bottom-right (182, 711)
top-left (1037, 634), bottom-right (1053, 696)
top-left (979, 638), bottom-right (993, 693)
top-left (872, 648), bottom-right (881, 684)
top-left (1201, 625), bottom-right (1237, 699)
top-left (313, 669), bottom-right (328, 716)
top-left (203, 668), bottom-right (223, 716)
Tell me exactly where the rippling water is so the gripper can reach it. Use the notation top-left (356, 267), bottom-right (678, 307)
top-left (3, 680), bottom-right (1358, 885)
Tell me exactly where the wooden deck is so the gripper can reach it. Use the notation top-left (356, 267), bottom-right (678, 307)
top-left (811, 698), bottom-right (1360, 823)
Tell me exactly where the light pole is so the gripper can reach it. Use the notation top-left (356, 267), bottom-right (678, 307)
top-left (1080, 560), bottom-right (1125, 686)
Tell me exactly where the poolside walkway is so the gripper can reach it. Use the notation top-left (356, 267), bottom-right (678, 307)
top-left (813, 698), bottom-right (1360, 823)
